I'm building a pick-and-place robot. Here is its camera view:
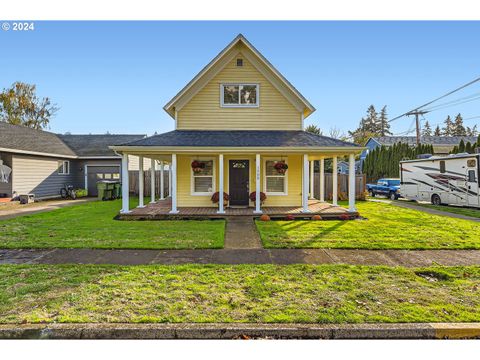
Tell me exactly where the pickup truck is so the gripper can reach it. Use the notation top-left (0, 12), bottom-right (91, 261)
top-left (367, 178), bottom-right (401, 200)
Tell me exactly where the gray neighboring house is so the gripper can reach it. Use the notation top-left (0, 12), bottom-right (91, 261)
top-left (337, 160), bottom-right (361, 175)
top-left (0, 122), bottom-right (145, 199)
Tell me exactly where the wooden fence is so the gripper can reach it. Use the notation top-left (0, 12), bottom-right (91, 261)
top-left (313, 173), bottom-right (366, 200)
top-left (129, 170), bottom-right (170, 197)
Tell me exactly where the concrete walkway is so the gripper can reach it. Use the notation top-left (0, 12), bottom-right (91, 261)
top-left (2, 248), bottom-right (480, 267)
top-left (0, 198), bottom-right (96, 220)
top-left (224, 217), bottom-right (262, 249)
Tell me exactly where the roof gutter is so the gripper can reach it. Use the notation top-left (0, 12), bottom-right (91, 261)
top-left (0, 147), bottom-right (77, 159)
top-left (110, 145), bottom-right (365, 154)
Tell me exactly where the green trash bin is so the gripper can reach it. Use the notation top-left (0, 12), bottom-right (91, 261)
top-left (113, 182), bottom-right (121, 199)
top-left (97, 182), bottom-right (107, 201)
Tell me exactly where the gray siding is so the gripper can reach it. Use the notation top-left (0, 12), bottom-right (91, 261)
top-left (0, 152), bottom-right (13, 197)
top-left (11, 155), bottom-right (77, 199)
top-left (76, 159), bottom-right (122, 195)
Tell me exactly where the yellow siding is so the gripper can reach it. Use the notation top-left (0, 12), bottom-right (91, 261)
top-left (176, 154), bottom-right (302, 208)
top-left (177, 51), bottom-right (302, 130)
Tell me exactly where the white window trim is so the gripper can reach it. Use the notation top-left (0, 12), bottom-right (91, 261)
top-left (190, 157), bottom-right (216, 196)
top-left (220, 83), bottom-right (260, 108)
top-left (263, 157), bottom-right (288, 196)
top-left (58, 160), bottom-right (70, 175)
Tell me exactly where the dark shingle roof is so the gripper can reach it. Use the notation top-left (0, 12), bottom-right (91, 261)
top-left (119, 130), bottom-right (359, 148)
top-left (58, 134), bottom-right (146, 157)
top-left (372, 136), bottom-right (478, 146)
top-left (0, 121), bottom-right (76, 157)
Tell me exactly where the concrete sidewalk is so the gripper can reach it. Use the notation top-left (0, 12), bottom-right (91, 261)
top-left (0, 322), bottom-right (479, 339)
top-left (2, 248), bottom-right (480, 267)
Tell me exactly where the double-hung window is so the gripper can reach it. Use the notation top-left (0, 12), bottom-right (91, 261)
top-left (58, 160), bottom-right (70, 175)
top-left (264, 159), bottom-right (287, 195)
top-left (191, 159), bottom-right (215, 195)
top-left (221, 84), bottom-right (259, 107)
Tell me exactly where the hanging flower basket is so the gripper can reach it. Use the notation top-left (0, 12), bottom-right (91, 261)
top-left (191, 160), bottom-right (205, 173)
top-left (211, 191), bottom-right (229, 206)
top-left (274, 161), bottom-right (288, 174)
top-left (249, 191), bottom-right (266, 205)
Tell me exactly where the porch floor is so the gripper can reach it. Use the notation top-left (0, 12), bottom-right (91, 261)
top-left (119, 198), bottom-right (356, 220)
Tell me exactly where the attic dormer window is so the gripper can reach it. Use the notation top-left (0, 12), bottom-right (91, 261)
top-left (221, 84), bottom-right (259, 107)
top-left (236, 58), bottom-right (243, 67)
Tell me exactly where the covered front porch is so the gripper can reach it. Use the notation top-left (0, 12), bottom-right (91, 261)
top-left (116, 150), bottom-right (360, 219)
top-left (118, 198), bottom-right (353, 220)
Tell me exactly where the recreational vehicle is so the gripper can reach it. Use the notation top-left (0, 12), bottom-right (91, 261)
top-left (400, 153), bottom-right (480, 208)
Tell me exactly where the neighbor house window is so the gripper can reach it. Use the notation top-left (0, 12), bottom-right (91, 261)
top-left (264, 159), bottom-right (287, 195)
top-left (191, 159), bottom-right (215, 195)
top-left (58, 160), bottom-right (70, 175)
top-left (221, 84), bottom-right (259, 107)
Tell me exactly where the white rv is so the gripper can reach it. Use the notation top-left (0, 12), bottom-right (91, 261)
top-left (400, 153), bottom-right (480, 208)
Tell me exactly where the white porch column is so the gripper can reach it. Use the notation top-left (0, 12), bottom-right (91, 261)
top-left (160, 161), bottom-right (165, 200)
top-left (254, 154), bottom-right (262, 214)
top-left (169, 154), bottom-right (178, 214)
top-left (137, 156), bottom-right (145, 208)
top-left (319, 157), bottom-right (325, 202)
top-left (309, 160), bottom-right (314, 199)
top-left (120, 153), bottom-right (130, 214)
top-left (217, 154), bottom-right (225, 214)
top-left (302, 154), bottom-right (311, 213)
top-left (332, 156), bottom-right (338, 206)
top-left (348, 153), bottom-right (357, 213)
top-left (168, 165), bottom-right (172, 197)
top-left (150, 158), bottom-right (156, 203)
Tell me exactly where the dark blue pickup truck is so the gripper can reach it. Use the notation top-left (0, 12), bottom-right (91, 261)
top-left (367, 178), bottom-right (401, 200)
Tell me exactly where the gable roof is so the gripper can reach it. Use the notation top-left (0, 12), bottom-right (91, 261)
top-left (58, 134), bottom-right (146, 157)
top-left (0, 121), bottom-right (77, 158)
top-left (117, 130), bottom-right (358, 149)
top-left (163, 34), bottom-right (315, 119)
top-left (371, 136), bottom-right (477, 146)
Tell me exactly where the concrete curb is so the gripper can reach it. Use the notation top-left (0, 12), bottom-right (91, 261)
top-left (0, 323), bottom-right (479, 339)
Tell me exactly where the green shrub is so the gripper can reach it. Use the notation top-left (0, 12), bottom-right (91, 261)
top-left (75, 189), bottom-right (88, 198)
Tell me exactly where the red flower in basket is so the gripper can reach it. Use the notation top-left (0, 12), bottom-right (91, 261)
top-left (249, 191), bottom-right (266, 204)
top-left (273, 161), bottom-right (288, 174)
top-left (191, 160), bottom-right (205, 173)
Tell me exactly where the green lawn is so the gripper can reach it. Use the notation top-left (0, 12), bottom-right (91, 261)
top-left (257, 201), bottom-right (480, 249)
top-left (0, 264), bottom-right (479, 324)
top-left (412, 202), bottom-right (480, 219)
top-left (0, 199), bottom-right (224, 249)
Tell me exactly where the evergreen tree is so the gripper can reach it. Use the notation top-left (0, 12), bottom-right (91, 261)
top-left (466, 125), bottom-right (478, 136)
top-left (465, 141), bottom-right (473, 153)
top-left (458, 139), bottom-right (465, 153)
top-left (305, 124), bottom-right (323, 135)
top-left (442, 116), bottom-right (455, 136)
top-left (422, 121), bottom-right (432, 136)
top-left (377, 105), bottom-right (391, 136)
top-left (434, 125), bottom-right (442, 136)
top-left (452, 113), bottom-right (466, 136)
top-left (365, 105), bottom-right (379, 133)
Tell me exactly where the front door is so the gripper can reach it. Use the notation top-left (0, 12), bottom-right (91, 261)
top-left (229, 160), bottom-right (249, 206)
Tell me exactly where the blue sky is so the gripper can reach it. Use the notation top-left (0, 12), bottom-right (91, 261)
top-left (1, 21), bottom-right (480, 136)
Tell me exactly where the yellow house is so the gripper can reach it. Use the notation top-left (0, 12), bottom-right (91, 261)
top-left (111, 34), bottom-right (362, 217)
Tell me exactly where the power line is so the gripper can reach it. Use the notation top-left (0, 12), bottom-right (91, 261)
top-left (389, 75), bottom-right (480, 123)
top-left (423, 91), bottom-right (480, 111)
top-left (423, 95), bottom-right (480, 113)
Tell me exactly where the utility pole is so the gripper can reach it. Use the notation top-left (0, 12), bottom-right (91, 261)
top-left (406, 110), bottom-right (429, 145)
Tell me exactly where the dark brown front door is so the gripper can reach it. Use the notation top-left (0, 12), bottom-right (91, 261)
top-left (229, 160), bottom-right (249, 206)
